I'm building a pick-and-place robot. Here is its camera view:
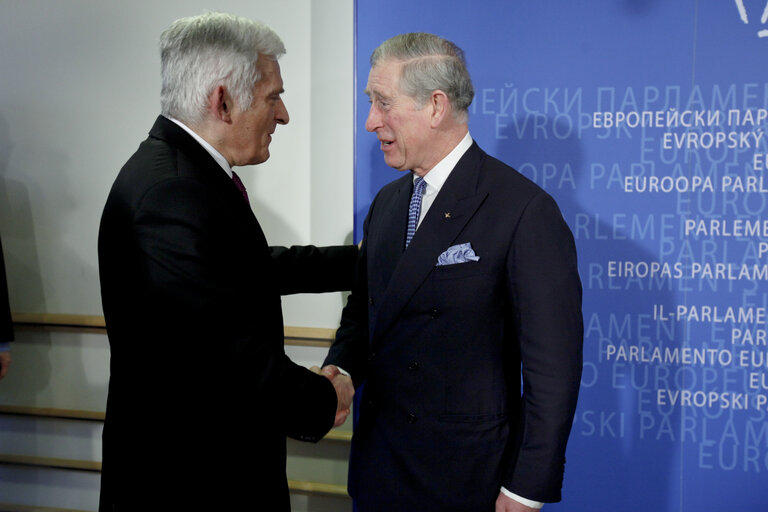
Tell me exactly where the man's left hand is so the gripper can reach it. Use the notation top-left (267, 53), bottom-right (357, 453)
top-left (495, 492), bottom-right (540, 512)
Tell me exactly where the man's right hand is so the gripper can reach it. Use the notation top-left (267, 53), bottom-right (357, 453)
top-left (311, 364), bottom-right (354, 427)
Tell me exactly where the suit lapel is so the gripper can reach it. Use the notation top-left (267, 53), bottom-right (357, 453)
top-left (368, 175), bottom-right (411, 278)
top-left (371, 143), bottom-right (489, 345)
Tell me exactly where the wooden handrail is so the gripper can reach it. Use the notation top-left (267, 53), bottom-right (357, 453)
top-left (11, 313), bottom-right (106, 329)
top-left (0, 405), bottom-right (104, 422)
top-left (0, 454), bottom-right (100, 472)
top-left (10, 313), bottom-right (336, 347)
top-left (287, 479), bottom-right (348, 497)
top-left (324, 430), bottom-right (353, 442)
top-left (0, 455), bottom-right (350, 498)
top-left (0, 502), bottom-right (89, 512)
top-left (0, 405), bottom-right (352, 441)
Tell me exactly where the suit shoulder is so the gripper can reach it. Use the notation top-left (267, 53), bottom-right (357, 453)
top-left (473, 150), bottom-right (571, 231)
top-left (480, 152), bottom-right (550, 202)
top-left (119, 136), bottom-right (183, 184)
top-left (102, 136), bottom-right (209, 217)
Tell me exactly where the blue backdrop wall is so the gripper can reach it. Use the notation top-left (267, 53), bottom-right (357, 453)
top-left (354, 1), bottom-right (768, 510)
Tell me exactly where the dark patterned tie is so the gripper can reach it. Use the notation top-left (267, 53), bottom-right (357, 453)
top-left (405, 177), bottom-right (426, 248)
top-left (231, 171), bottom-right (249, 203)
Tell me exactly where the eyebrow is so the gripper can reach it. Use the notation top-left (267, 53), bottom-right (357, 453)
top-left (365, 89), bottom-right (390, 102)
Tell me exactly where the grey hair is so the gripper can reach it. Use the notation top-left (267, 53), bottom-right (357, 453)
top-left (371, 33), bottom-right (474, 120)
top-left (159, 12), bottom-right (285, 124)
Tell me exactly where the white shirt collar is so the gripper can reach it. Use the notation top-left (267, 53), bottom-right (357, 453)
top-left (412, 131), bottom-right (473, 227)
top-left (166, 116), bottom-right (234, 179)
top-left (413, 131), bottom-right (473, 192)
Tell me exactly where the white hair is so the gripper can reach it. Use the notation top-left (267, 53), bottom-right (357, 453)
top-left (159, 12), bottom-right (285, 124)
top-left (372, 32), bottom-right (474, 121)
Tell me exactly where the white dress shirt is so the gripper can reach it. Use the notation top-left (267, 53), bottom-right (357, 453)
top-left (413, 131), bottom-right (472, 228)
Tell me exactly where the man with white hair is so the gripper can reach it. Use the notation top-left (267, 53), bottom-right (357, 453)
top-left (98, 12), bottom-right (354, 510)
top-left (324, 33), bottom-right (583, 511)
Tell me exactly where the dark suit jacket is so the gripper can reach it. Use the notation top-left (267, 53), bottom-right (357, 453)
top-left (325, 142), bottom-right (583, 511)
top-left (98, 116), bottom-right (356, 511)
top-left (0, 236), bottom-right (12, 343)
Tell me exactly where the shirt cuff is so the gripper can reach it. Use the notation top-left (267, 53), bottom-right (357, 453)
top-left (0, 342), bottom-right (9, 352)
top-left (500, 487), bottom-right (544, 509)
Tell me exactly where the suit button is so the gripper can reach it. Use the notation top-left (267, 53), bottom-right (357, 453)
top-left (430, 308), bottom-right (440, 319)
top-left (368, 351), bottom-right (376, 361)
top-left (408, 361), bottom-right (419, 371)
top-left (407, 413), bottom-right (417, 424)
top-left (368, 296), bottom-right (375, 305)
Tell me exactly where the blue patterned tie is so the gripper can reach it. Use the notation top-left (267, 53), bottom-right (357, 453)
top-left (405, 176), bottom-right (426, 248)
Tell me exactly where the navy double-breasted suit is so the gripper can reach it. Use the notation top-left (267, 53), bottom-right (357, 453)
top-left (325, 142), bottom-right (583, 511)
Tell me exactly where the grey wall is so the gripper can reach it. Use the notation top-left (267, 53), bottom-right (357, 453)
top-left (0, 0), bottom-right (354, 328)
top-left (0, 1), bottom-right (355, 509)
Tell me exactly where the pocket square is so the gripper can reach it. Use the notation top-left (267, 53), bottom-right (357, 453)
top-left (436, 242), bottom-right (480, 266)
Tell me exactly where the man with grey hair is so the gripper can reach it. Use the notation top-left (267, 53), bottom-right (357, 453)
top-left (324, 33), bottom-right (583, 511)
top-left (98, 12), bottom-right (354, 510)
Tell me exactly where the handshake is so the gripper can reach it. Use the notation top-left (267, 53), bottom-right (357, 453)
top-left (311, 364), bottom-right (354, 427)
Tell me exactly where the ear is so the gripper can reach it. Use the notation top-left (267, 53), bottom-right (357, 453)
top-left (428, 90), bottom-right (451, 128)
top-left (207, 85), bottom-right (233, 123)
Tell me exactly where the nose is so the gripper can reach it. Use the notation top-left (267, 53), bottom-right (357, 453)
top-left (276, 98), bottom-right (289, 125)
top-left (365, 104), bottom-right (380, 132)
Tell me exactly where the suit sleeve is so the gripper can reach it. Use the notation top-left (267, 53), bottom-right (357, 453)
top-left (323, 238), bottom-right (370, 387)
top-left (132, 177), bottom-right (337, 441)
top-left (503, 192), bottom-right (583, 502)
top-left (269, 244), bottom-right (357, 295)
top-left (323, 200), bottom-right (377, 388)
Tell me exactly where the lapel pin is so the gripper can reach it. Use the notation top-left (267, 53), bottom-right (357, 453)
top-left (444, 212), bottom-right (451, 219)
